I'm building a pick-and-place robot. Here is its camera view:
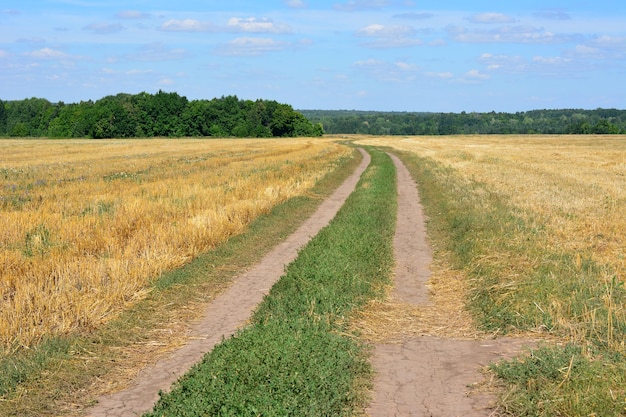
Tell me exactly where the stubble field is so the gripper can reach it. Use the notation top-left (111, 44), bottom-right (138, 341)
top-left (355, 135), bottom-right (626, 327)
top-left (0, 138), bottom-right (351, 353)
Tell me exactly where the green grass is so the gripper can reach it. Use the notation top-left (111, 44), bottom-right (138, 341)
top-left (393, 150), bottom-right (626, 417)
top-left (0, 148), bottom-right (363, 417)
top-left (490, 344), bottom-right (626, 416)
top-left (144, 148), bottom-right (397, 417)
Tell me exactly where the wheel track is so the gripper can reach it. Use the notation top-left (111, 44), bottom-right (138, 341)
top-left (366, 153), bottom-right (532, 417)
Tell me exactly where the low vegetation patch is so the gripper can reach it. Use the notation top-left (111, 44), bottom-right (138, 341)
top-left (490, 344), bottom-right (626, 416)
top-left (145, 148), bottom-right (396, 416)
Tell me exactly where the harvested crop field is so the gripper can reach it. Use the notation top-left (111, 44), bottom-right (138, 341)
top-left (354, 134), bottom-right (626, 339)
top-left (0, 138), bottom-right (351, 352)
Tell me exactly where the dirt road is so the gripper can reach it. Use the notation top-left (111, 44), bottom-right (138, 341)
top-left (86, 149), bottom-right (530, 417)
top-left (366, 153), bottom-right (531, 417)
top-left (85, 149), bottom-right (370, 417)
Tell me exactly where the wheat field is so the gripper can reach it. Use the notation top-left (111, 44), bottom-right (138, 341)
top-left (0, 138), bottom-right (351, 352)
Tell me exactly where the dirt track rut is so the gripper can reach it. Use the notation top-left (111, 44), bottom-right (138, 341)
top-left (366, 153), bottom-right (530, 417)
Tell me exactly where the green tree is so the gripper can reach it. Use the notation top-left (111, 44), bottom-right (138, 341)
top-left (145, 90), bottom-right (188, 137)
top-left (593, 119), bottom-right (620, 134)
top-left (6, 98), bottom-right (55, 136)
top-left (0, 99), bottom-right (7, 135)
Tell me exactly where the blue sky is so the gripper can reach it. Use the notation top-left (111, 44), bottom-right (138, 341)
top-left (1, 0), bottom-right (625, 112)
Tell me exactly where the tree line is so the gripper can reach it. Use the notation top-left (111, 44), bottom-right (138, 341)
top-left (0, 91), bottom-right (323, 139)
top-left (300, 108), bottom-right (626, 135)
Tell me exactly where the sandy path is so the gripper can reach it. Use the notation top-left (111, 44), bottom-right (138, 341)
top-left (366, 153), bottom-right (530, 417)
top-left (85, 149), bottom-right (370, 417)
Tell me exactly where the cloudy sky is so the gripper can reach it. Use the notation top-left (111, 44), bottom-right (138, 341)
top-left (1, 0), bottom-right (625, 112)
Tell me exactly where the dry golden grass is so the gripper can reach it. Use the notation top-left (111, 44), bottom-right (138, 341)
top-left (352, 134), bottom-right (626, 348)
top-left (0, 138), bottom-right (351, 352)
top-left (350, 255), bottom-right (484, 342)
top-left (355, 134), bottom-right (626, 282)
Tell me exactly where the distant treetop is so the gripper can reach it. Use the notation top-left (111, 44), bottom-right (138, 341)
top-left (0, 92), bottom-right (323, 138)
top-left (300, 109), bottom-right (625, 135)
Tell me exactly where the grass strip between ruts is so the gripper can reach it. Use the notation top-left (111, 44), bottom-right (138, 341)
top-left (144, 148), bottom-right (397, 417)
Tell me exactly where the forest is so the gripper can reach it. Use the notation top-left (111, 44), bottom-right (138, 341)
top-left (301, 108), bottom-right (626, 135)
top-left (0, 91), bottom-right (323, 139)
top-left (2, 91), bottom-right (625, 138)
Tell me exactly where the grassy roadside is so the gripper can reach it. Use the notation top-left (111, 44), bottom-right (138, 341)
top-left (393, 150), bottom-right (626, 417)
top-left (144, 148), bottom-right (397, 416)
top-left (0, 146), bottom-right (362, 417)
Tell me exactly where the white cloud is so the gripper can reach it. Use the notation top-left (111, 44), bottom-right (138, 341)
top-left (425, 71), bottom-right (453, 79)
top-left (393, 12), bottom-right (434, 20)
top-left (83, 23), bottom-right (125, 34)
top-left (356, 24), bottom-right (420, 38)
top-left (101, 68), bottom-right (155, 76)
top-left (160, 19), bottom-right (213, 32)
top-left (129, 43), bottom-right (189, 61)
top-left (215, 37), bottom-right (289, 56)
top-left (587, 35), bottom-right (626, 56)
top-left (574, 45), bottom-right (602, 55)
top-left (555, 36), bottom-right (626, 62)
top-left (448, 25), bottom-right (575, 44)
top-left (533, 10), bottom-right (571, 21)
top-left (126, 69), bottom-right (154, 75)
top-left (227, 17), bottom-right (291, 34)
top-left (356, 24), bottom-right (422, 48)
top-left (334, 0), bottom-right (390, 12)
top-left (532, 56), bottom-right (571, 65)
top-left (528, 54), bottom-right (590, 76)
top-left (116, 10), bottom-right (150, 20)
top-left (465, 69), bottom-right (490, 80)
top-left (353, 58), bottom-right (420, 82)
top-left (395, 61), bottom-right (419, 71)
top-left (0, 50), bottom-right (9, 59)
top-left (479, 53), bottom-right (527, 73)
top-left (452, 69), bottom-right (491, 85)
top-left (17, 37), bottom-right (46, 44)
top-left (25, 47), bottom-right (68, 59)
top-left (285, 0), bottom-right (306, 8)
top-left (357, 24), bottom-right (386, 36)
top-left (480, 51), bottom-right (589, 78)
top-left (469, 13), bottom-right (516, 24)
top-left (353, 58), bottom-right (385, 68)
